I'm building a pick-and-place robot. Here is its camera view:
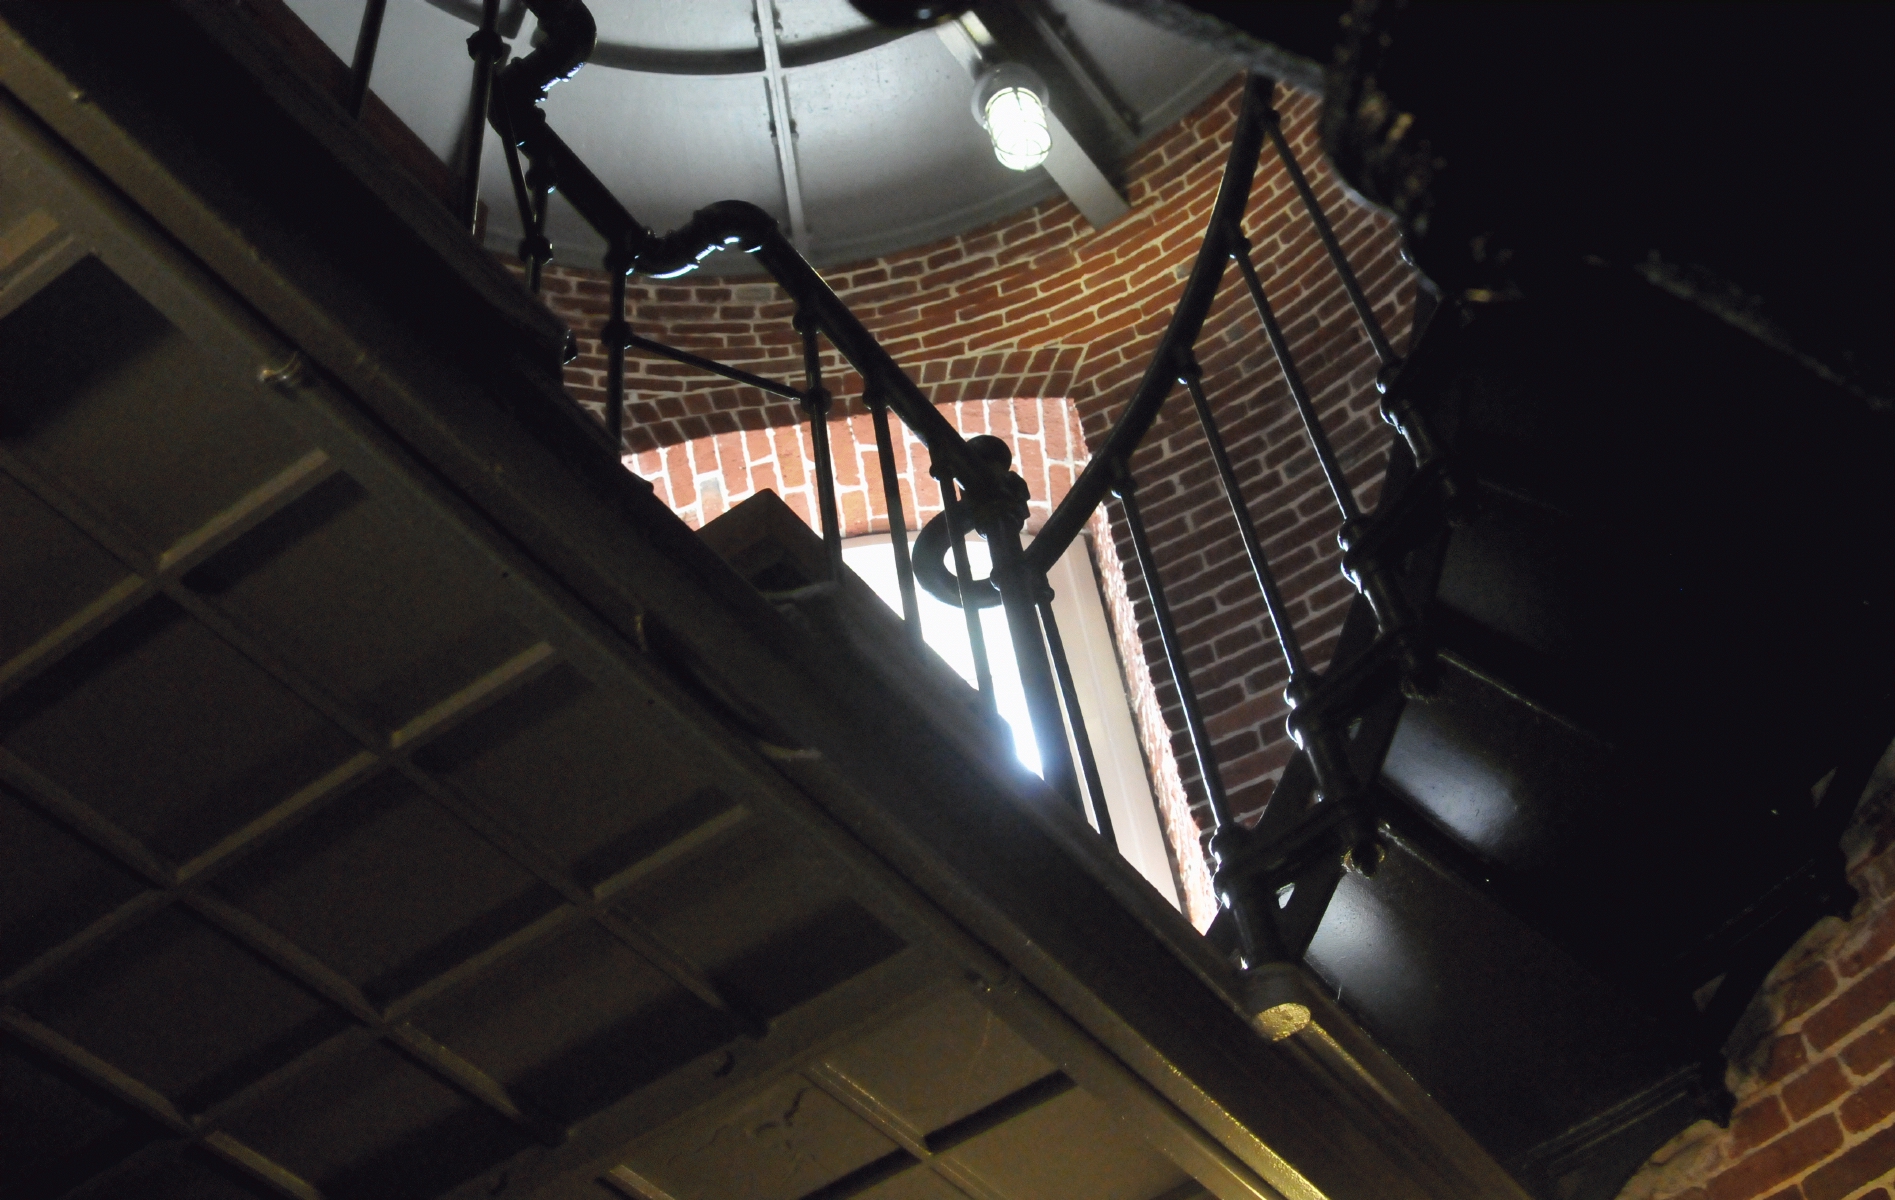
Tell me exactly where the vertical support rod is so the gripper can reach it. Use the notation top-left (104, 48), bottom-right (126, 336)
top-left (1263, 114), bottom-right (1400, 368)
top-left (1178, 359), bottom-right (1310, 683)
top-left (1182, 359), bottom-right (1358, 811)
top-left (523, 167), bottom-right (553, 294)
top-left (457, 0), bottom-right (505, 233)
top-left (1122, 459), bottom-right (1283, 964)
top-left (602, 255), bottom-right (629, 450)
top-left (347, 0), bottom-right (388, 120)
top-left (868, 392), bottom-right (923, 642)
top-left (988, 530), bottom-right (1083, 814)
top-left (1038, 590), bottom-right (1116, 846)
top-left (797, 314), bottom-right (844, 581)
top-left (938, 475), bottom-right (997, 712)
top-left (1113, 466), bottom-right (1235, 832)
top-left (492, 88), bottom-right (538, 262)
top-left (1228, 239), bottom-right (1359, 523)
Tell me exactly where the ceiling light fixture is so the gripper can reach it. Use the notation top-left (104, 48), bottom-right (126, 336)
top-left (972, 64), bottom-right (1051, 172)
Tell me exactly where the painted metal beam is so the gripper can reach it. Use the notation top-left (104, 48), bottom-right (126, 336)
top-left (755, 0), bottom-right (811, 253)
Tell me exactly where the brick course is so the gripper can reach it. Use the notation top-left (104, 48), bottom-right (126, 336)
top-left (1617, 772), bottom-right (1895, 1200)
top-left (513, 81), bottom-right (1414, 922)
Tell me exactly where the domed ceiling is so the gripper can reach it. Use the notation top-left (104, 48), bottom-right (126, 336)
top-left (283, 0), bottom-right (1236, 272)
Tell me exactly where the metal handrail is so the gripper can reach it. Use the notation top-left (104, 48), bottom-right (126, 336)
top-left (490, 0), bottom-right (1083, 818)
top-left (482, 1), bottom-right (1436, 966)
top-left (1024, 73), bottom-right (1275, 576)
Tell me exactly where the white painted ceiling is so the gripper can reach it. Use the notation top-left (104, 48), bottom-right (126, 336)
top-left (283, 0), bottom-right (1236, 271)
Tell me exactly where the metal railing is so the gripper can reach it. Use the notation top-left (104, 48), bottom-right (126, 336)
top-left (1013, 74), bottom-right (1453, 966)
top-left (414, 0), bottom-right (1449, 972)
top-left (347, 0), bottom-right (515, 232)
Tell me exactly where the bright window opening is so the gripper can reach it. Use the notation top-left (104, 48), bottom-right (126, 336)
top-left (842, 534), bottom-right (1041, 772)
top-left (843, 531), bottom-right (1182, 908)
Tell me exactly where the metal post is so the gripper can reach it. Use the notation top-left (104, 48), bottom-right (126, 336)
top-left (867, 391), bottom-right (922, 643)
top-left (1113, 463), bottom-right (1280, 962)
top-left (1038, 590), bottom-right (1115, 845)
top-left (492, 84), bottom-right (538, 265)
top-left (458, 0), bottom-right (505, 232)
top-left (523, 163), bottom-right (553, 294)
top-left (1112, 465), bottom-right (1235, 833)
top-left (1262, 110), bottom-right (1400, 368)
top-left (1228, 238), bottom-right (1359, 523)
top-left (602, 246), bottom-right (630, 450)
top-left (988, 528), bottom-right (1083, 815)
top-left (1178, 356), bottom-right (1310, 685)
top-left (938, 473), bottom-right (997, 712)
top-left (347, 0), bottom-right (389, 120)
top-left (1178, 352), bottom-right (1361, 808)
top-left (796, 312), bottom-right (844, 582)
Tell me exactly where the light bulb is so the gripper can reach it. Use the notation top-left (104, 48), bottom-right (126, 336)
top-left (983, 86), bottom-right (1050, 171)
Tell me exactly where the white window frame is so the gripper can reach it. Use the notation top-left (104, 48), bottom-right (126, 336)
top-left (842, 531), bottom-right (1181, 910)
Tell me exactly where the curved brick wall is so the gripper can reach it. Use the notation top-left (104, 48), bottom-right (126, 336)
top-left (1619, 776), bottom-right (1895, 1200)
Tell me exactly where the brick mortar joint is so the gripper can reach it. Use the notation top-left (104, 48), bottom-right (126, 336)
top-left (1618, 765), bottom-right (1895, 1200)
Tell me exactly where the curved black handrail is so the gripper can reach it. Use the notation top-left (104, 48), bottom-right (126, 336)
top-left (1024, 72), bottom-right (1275, 576)
top-left (633, 201), bottom-right (991, 492)
top-left (491, 71), bottom-right (994, 497)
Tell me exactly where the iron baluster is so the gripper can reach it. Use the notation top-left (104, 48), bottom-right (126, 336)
top-left (1037, 588), bottom-right (1115, 845)
top-left (622, 334), bottom-right (803, 401)
top-left (492, 86), bottom-right (540, 271)
top-left (1230, 232), bottom-right (1431, 688)
top-left (1110, 469), bottom-right (1223, 819)
top-left (602, 244), bottom-right (631, 449)
top-left (457, 0), bottom-right (506, 233)
top-left (965, 436), bottom-right (1083, 816)
top-left (1262, 108), bottom-right (1400, 369)
top-left (937, 472), bottom-right (997, 713)
top-left (523, 163), bottom-right (554, 294)
top-left (796, 311), bottom-right (844, 582)
top-left (1261, 104), bottom-right (1462, 514)
top-left (1252, 126), bottom-right (1442, 695)
top-left (1023, 73), bottom-right (1275, 575)
top-left (867, 388), bottom-right (922, 642)
top-left (993, 538), bottom-right (1082, 816)
top-left (347, 0), bottom-right (388, 120)
top-left (1177, 355), bottom-right (1308, 683)
top-left (1228, 236), bottom-right (1358, 523)
top-left (1177, 353), bottom-right (1358, 815)
top-left (1112, 462), bottom-right (1281, 962)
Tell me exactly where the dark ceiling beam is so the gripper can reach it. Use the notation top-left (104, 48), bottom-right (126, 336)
top-left (1091, 0), bottom-right (1336, 94)
top-left (530, 22), bottom-right (913, 77)
top-left (420, 0), bottom-right (529, 39)
top-left (526, 20), bottom-right (917, 78)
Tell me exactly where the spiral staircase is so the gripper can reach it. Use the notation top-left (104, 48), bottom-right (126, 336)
top-left (0, 3), bottom-right (1889, 1200)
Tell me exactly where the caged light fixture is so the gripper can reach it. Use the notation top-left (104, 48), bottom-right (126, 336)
top-left (972, 63), bottom-right (1052, 171)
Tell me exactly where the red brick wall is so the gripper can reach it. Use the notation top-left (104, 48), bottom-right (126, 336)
top-left (526, 79), bottom-right (1416, 857)
top-left (1618, 772), bottom-right (1895, 1200)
